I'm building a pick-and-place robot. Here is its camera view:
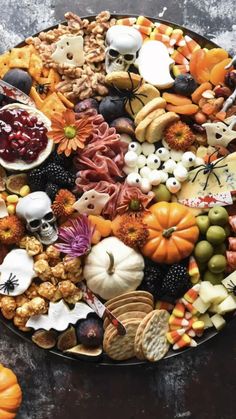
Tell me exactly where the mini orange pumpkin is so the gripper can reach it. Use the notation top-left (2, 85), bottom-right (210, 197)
top-left (0, 364), bottom-right (22, 419)
top-left (141, 202), bottom-right (199, 264)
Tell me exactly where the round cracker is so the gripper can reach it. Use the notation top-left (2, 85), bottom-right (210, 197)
top-left (125, 83), bottom-right (160, 117)
top-left (104, 319), bottom-right (140, 361)
top-left (106, 296), bottom-right (153, 312)
top-left (141, 310), bottom-right (170, 362)
top-left (104, 311), bottom-right (146, 336)
top-left (134, 311), bottom-right (154, 360)
top-left (135, 108), bottom-right (165, 142)
top-left (105, 71), bottom-right (142, 89)
top-left (105, 291), bottom-right (154, 307)
top-left (135, 97), bottom-right (166, 126)
top-left (146, 112), bottom-right (180, 143)
top-left (103, 302), bottom-right (153, 329)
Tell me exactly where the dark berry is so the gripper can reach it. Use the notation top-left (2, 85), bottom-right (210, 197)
top-left (28, 167), bottom-right (46, 191)
top-left (224, 70), bottom-right (236, 89)
top-left (46, 163), bottom-right (75, 188)
top-left (174, 74), bottom-right (198, 97)
top-left (139, 259), bottom-right (165, 300)
top-left (160, 263), bottom-right (192, 300)
top-left (45, 182), bottom-right (60, 200)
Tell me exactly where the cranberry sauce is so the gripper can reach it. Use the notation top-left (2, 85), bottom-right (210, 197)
top-left (0, 108), bottom-right (48, 163)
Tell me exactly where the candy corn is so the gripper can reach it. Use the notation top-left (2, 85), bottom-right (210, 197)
top-left (173, 333), bottom-right (191, 350)
top-left (182, 298), bottom-right (198, 315)
top-left (150, 32), bottom-right (170, 44)
top-left (116, 17), bottom-right (136, 26)
top-left (173, 301), bottom-right (185, 318)
top-left (188, 329), bottom-right (196, 338)
top-left (166, 328), bottom-right (185, 344)
top-left (170, 28), bottom-right (183, 46)
top-left (169, 314), bottom-right (189, 327)
top-left (188, 256), bottom-right (200, 284)
top-left (192, 320), bottom-right (205, 336)
top-left (136, 15), bottom-right (154, 27)
top-left (134, 24), bottom-right (152, 35)
top-left (177, 44), bottom-right (192, 60)
top-left (155, 301), bottom-right (174, 311)
top-left (185, 311), bottom-right (193, 320)
top-left (183, 284), bottom-right (200, 304)
top-left (154, 22), bottom-right (173, 36)
top-left (190, 338), bottom-right (197, 347)
top-left (172, 64), bottom-right (190, 76)
top-left (171, 50), bottom-right (189, 65)
top-left (184, 35), bottom-right (201, 53)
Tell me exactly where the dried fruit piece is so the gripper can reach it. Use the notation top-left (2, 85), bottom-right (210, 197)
top-left (166, 103), bottom-right (199, 115)
top-left (57, 325), bottom-right (77, 351)
top-left (210, 59), bottom-right (233, 86)
top-left (76, 316), bottom-right (104, 348)
top-left (162, 92), bottom-right (192, 106)
top-left (6, 174), bottom-right (28, 194)
top-left (191, 82), bottom-right (213, 104)
top-left (204, 48), bottom-right (228, 70)
top-left (32, 330), bottom-right (57, 349)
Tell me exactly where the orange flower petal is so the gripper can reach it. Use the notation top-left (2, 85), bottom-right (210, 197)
top-left (64, 109), bottom-right (76, 126)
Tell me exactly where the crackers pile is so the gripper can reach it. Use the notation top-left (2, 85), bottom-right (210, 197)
top-left (103, 291), bottom-right (170, 362)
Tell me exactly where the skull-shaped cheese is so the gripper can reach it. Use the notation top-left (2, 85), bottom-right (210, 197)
top-left (73, 190), bottom-right (110, 215)
top-left (105, 25), bottom-right (142, 74)
top-left (16, 192), bottom-right (58, 245)
top-left (136, 40), bottom-right (174, 89)
top-left (51, 35), bottom-right (85, 67)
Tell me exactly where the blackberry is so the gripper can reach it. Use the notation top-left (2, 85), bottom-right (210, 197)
top-left (46, 163), bottom-right (76, 188)
top-left (45, 182), bottom-right (60, 200)
top-left (160, 263), bottom-right (192, 300)
top-left (47, 150), bottom-right (71, 169)
top-left (139, 260), bottom-right (164, 300)
top-left (28, 167), bottom-right (46, 191)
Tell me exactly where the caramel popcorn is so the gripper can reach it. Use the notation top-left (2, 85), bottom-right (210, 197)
top-left (51, 262), bottom-right (67, 280)
top-left (13, 315), bottom-right (31, 332)
top-left (63, 256), bottom-right (81, 273)
top-left (15, 294), bottom-right (30, 307)
top-left (46, 245), bottom-right (61, 260)
top-left (0, 296), bottom-right (16, 319)
top-left (38, 282), bottom-right (58, 301)
top-left (25, 283), bottom-right (39, 299)
top-left (34, 252), bottom-right (48, 262)
top-left (16, 297), bottom-right (48, 318)
top-left (34, 259), bottom-right (52, 281)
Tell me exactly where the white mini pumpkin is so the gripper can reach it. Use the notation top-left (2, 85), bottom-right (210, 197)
top-left (83, 237), bottom-right (144, 300)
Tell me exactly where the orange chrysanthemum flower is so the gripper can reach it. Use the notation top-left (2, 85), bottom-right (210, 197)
top-left (0, 215), bottom-right (25, 245)
top-left (52, 189), bottom-right (76, 217)
top-left (48, 109), bottom-right (94, 157)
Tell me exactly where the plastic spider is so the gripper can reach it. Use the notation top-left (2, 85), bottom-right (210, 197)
top-left (35, 82), bottom-right (50, 95)
top-left (226, 279), bottom-right (236, 296)
top-left (0, 273), bottom-right (19, 294)
top-left (191, 150), bottom-right (228, 191)
top-left (111, 72), bottom-right (147, 114)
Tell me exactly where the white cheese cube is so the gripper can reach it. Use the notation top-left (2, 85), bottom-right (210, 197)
top-left (210, 314), bottom-right (226, 331)
top-left (193, 297), bottom-right (210, 313)
top-left (217, 294), bottom-right (236, 315)
top-left (199, 313), bottom-right (213, 329)
top-left (199, 281), bottom-right (216, 304)
top-left (211, 285), bottom-right (229, 304)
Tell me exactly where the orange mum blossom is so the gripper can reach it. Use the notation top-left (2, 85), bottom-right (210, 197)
top-left (48, 109), bottom-right (94, 157)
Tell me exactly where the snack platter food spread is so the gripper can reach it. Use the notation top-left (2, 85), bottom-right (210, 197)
top-left (0, 11), bottom-right (236, 365)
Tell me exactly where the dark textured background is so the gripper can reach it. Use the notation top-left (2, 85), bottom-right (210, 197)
top-left (0, 1), bottom-right (236, 418)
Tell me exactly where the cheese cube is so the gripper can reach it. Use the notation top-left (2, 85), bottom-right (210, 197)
top-left (193, 296), bottom-right (210, 313)
top-left (199, 281), bottom-right (216, 304)
top-left (217, 294), bottom-right (236, 315)
top-left (199, 313), bottom-right (213, 329)
top-left (208, 303), bottom-right (221, 314)
top-left (210, 314), bottom-right (226, 331)
top-left (211, 285), bottom-right (228, 304)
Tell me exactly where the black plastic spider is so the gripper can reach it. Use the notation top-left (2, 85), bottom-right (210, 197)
top-left (226, 279), bottom-right (236, 296)
top-left (0, 273), bottom-right (19, 294)
top-left (35, 82), bottom-right (50, 95)
top-left (111, 72), bottom-right (147, 115)
top-left (191, 149), bottom-right (228, 191)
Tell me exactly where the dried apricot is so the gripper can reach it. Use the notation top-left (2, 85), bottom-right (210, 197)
top-left (190, 49), bottom-right (209, 83)
top-left (204, 48), bottom-right (228, 70)
top-left (162, 92), bottom-right (192, 106)
top-left (210, 58), bottom-right (233, 85)
top-left (191, 82), bottom-right (213, 104)
top-left (166, 103), bottom-right (199, 115)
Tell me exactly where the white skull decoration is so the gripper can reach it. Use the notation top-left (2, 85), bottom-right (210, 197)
top-left (16, 192), bottom-right (58, 245)
top-left (105, 25), bottom-right (143, 74)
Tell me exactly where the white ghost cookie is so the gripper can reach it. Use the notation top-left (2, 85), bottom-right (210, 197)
top-left (73, 190), bottom-right (110, 215)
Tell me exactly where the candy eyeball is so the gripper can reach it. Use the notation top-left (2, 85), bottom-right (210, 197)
top-left (139, 166), bottom-right (152, 178)
top-left (181, 151), bottom-right (196, 168)
top-left (166, 177), bottom-right (181, 193)
top-left (124, 150), bottom-right (138, 167)
top-left (170, 149), bottom-right (184, 162)
top-left (141, 142), bottom-right (155, 156)
top-left (146, 154), bottom-right (161, 169)
top-left (123, 165), bottom-right (138, 175)
top-left (160, 171), bottom-right (168, 183)
top-left (162, 159), bottom-right (177, 174)
top-left (126, 172), bottom-right (142, 187)
top-left (137, 154), bottom-right (147, 168)
top-left (140, 178), bottom-right (152, 193)
top-left (155, 147), bottom-right (170, 161)
top-left (128, 142), bottom-right (142, 155)
top-left (173, 163), bottom-right (188, 182)
top-left (149, 170), bottom-right (162, 186)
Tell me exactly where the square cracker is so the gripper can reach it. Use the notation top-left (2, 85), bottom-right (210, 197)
top-left (0, 51), bottom-right (11, 78)
top-left (40, 92), bottom-right (66, 119)
top-left (9, 46), bottom-right (31, 69)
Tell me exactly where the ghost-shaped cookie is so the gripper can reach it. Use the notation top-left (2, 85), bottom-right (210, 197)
top-left (51, 35), bottom-right (85, 67)
top-left (136, 40), bottom-right (174, 89)
top-left (203, 119), bottom-right (236, 147)
top-left (73, 190), bottom-right (110, 215)
top-left (0, 249), bottom-right (35, 296)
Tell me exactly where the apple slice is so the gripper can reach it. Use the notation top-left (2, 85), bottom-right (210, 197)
top-left (210, 313), bottom-right (226, 331)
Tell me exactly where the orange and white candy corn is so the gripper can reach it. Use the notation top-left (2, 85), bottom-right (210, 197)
top-left (184, 35), bottom-right (201, 53)
top-left (172, 64), bottom-right (190, 76)
top-left (134, 24), bottom-right (152, 35)
top-left (169, 314), bottom-right (189, 327)
top-left (166, 328), bottom-right (185, 344)
top-left (188, 256), bottom-right (200, 284)
top-left (186, 316), bottom-right (199, 330)
top-left (116, 17), bottom-right (136, 26)
top-left (170, 28), bottom-right (183, 46)
top-left (173, 301), bottom-right (185, 318)
top-left (136, 15), bottom-right (154, 27)
top-left (183, 284), bottom-right (200, 304)
top-left (188, 328), bottom-right (196, 338)
top-left (154, 22), bottom-right (173, 36)
top-left (150, 32), bottom-right (170, 44)
top-left (192, 320), bottom-right (205, 336)
top-left (171, 50), bottom-right (189, 65)
top-left (182, 298), bottom-right (198, 315)
top-left (178, 44), bottom-right (192, 60)
top-left (173, 333), bottom-right (191, 350)
top-left (190, 338), bottom-right (197, 347)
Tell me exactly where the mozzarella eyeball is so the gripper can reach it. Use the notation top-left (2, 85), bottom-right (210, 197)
top-left (139, 166), bottom-right (152, 178)
top-left (181, 151), bottom-right (196, 168)
top-left (159, 171), bottom-right (168, 183)
top-left (155, 147), bottom-right (170, 161)
top-left (124, 150), bottom-right (138, 167)
top-left (166, 177), bottom-right (181, 193)
top-left (128, 142), bottom-right (142, 155)
top-left (126, 172), bottom-right (142, 187)
top-left (170, 149), bottom-right (184, 162)
top-left (137, 154), bottom-right (147, 168)
top-left (140, 178), bottom-right (152, 193)
top-left (162, 159), bottom-right (177, 174)
top-left (147, 154), bottom-right (161, 169)
top-left (149, 170), bottom-right (162, 186)
top-left (141, 142), bottom-right (155, 156)
top-left (173, 163), bottom-right (188, 182)
top-left (123, 165), bottom-right (138, 175)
